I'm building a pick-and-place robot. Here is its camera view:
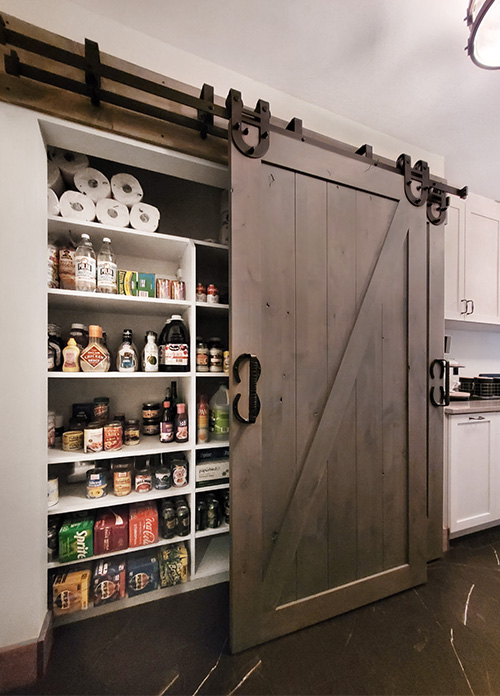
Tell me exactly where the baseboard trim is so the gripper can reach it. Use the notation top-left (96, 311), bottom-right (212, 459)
top-left (0, 612), bottom-right (53, 693)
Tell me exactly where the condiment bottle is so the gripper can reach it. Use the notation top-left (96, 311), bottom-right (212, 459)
top-left (175, 403), bottom-right (189, 443)
top-left (142, 331), bottom-right (159, 372)
top-left (97, 236), bottom-right (117, 294)
top-left (196, 338), bottom-right (209, 373)
top-left (48, 324), bottom-right (63, 371)
top-left (69, 323), bottom-right (88, 350)
top-left (62, 337), bottom-right (80, 372)
top-left (158, 315), bottom-right (190, 372)
top-left (160, 399), bottom-right (174, 443)
top-left (116, 329), bottom-right (139, 372)
top-left (80, 325), bottom-right (111, 372)
top-left (197, 395), bottom-right (209, 443)
top-left (75, 233), bottom-right (96, 292)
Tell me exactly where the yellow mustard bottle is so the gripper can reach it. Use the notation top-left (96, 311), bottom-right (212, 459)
top-left (62, 337), bottom-right (80, 372)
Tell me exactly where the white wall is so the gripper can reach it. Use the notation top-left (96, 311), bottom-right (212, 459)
top-left (447, 328), bottom-right (500, 377)
top-left (0, 104), bottom-right (47, 646)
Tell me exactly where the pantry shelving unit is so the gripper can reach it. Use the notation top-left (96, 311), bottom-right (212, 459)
top-left (44, 118), bottom-right (230, 625)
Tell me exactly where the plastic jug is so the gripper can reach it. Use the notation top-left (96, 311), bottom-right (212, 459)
top-left (209, 385), bottom-right (230, 441)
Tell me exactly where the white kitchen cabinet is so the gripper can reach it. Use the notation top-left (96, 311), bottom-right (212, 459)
top-left (445, 193), bottom-right (500, 325)
top-left (447, 411), bottom-right (500, 536)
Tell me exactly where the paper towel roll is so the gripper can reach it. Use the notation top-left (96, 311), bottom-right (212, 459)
top-left (47, 160), bottom-right (65, 197)
top-left (129, 202), bottom-right (160, 232)
top-left (96, 198), bottom-right (130, 228)
top-left (74, 167), bottom-right (111, 203)
top-left (59, 190), bottom-right (96, 222)
top-left (111, 173), bottom-right (143, 208)
top-left (47, 188), bottom-right (60, 217)
top-left (48, 148), bottom-right (90, 186)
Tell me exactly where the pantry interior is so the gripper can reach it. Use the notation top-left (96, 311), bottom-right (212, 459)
top-left (3, 2), bottom-right (500, 691)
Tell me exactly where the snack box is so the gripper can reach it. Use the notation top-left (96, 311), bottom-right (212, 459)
top-left (129, 502), bottom-right (158, 548)
top-left (93, 559), bottom-right (126, 606)
top-left (58, 515), bottom-right (93, 562)
top-left (94, 508), bottom-right (129, 555)
top-left (157, 543), bottom-right (189, 587)
top-left (195, 459), bottom-right (229, 488)
top-left (127, 551), bottom-right (159, 596)
top-left (138, 272), bottom-right (155, 298)
top-left (118, 270), bottom-right (138, 296)
top-left (196, 447), bottom-right (230, 463)
top-left (52, 568), bottom-right (91, 616)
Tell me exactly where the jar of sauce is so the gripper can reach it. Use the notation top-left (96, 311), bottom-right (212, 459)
top-left (113, 460), bottom-right (132, 496)
top-left (124, 419), bottom-right (140, 446)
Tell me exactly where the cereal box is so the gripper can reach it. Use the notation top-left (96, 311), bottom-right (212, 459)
top-left (138, 272), bottom-right (155, 298)
top-left (127, 551), bottom-right (159, 596)
top-left (129, 502), bottom-right (158, 548)
top-left (93, 559), bottom-right (126, 606)
top-left (157, 543), bottom-right (189, 587)
top-left (118, 270), bottom-right (138, 296)
top-left (94, 508), bottom-right (129, 555)
top-left (52, 568), bottom-right (91, 615)
top-left (58, 516), bottom-right (93, 562)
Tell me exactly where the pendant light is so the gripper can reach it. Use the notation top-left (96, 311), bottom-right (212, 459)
top-left (467, 0), bottom-right (500, 68)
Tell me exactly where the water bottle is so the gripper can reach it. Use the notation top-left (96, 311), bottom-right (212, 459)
top-left (97, 236), bottom-right (117, 294)
top-left (75, 233), bottom-right (96, 292)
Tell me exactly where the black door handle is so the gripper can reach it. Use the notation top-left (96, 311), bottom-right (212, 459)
top-left (232, 353), bottom-right (261, 424)
top-left (430, 358), bottom-right (450, 407)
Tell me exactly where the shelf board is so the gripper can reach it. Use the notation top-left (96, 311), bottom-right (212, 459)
top-left (195, 482), bottom-right (229, 493)
top-left (195, 441), bottom-right (229, 450)
top-left (48, 216), bottom-right (190, 261)
top-left (48, 371), bottom-right (193, 379)
top-left (48, 534), bottom-right (189, 569)
top-left (48, 288), bottom-right (190, 316)
top-left (48, 482), bottom-right (191, 516)
top-left (195, 534), bottom-right (230, 579)
top-left (48, 439), bottom-right (192, 465)
top-left (194, 239), bottom-right (229, 251)
top-left (195, 372), bottom-right (229, 378)
top-left (195, 523), bottom-right (230, 539)
top-left (195, 302), bottom-right (229, 311)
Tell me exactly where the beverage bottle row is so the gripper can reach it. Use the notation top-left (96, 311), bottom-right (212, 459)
top-left (75, 233), bottom-right (117, 294)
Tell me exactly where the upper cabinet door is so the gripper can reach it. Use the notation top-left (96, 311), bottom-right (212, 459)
top-left (229, 130), bottom-right (432, 652)
top-left (444, 197), bottom-right (466, 320)
top-left (464, 193), bottom-right (500, 324)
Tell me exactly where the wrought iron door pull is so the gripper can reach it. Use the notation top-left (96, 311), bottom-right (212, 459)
top-left (232, 353), bottom-right (261, 423)
top-left (429, 358), bottom-right (450, 407)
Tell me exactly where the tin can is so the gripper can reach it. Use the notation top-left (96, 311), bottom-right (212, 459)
top-left (175, 499), bottom-right (190, 536)
top-left (86, 467), bottom-right (108, 499)
top-left (124, 419), bottom-right (140, 446)
top-left (207, 494), bottom-right (220, 528)
top-left (135, 469), bottom-right (152, 493)
top-left (113, 461), bottom-right (132, 496)
top-left (160, 500), bottom-right (177, 539)
top-left (103, 422), bottom-right (123, 451)
top-left (172, 458), bottom-right (188, 487)
top-left (84, 423), bottom-right (103, 453)
top-left (223, 351), bottom-right (230, 374)
top-left (196, 498), bottom-right (207, 531)
top-left (62, 430), bottom-right (84, 451)
top-left (154, 466), bottom-right (171, 490)
top-left (47, 476), bottom-right (59, 507)
top-left (93, 397), bottom-right (110, 423)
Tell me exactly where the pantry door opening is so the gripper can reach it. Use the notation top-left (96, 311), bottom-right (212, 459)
top-left (229, 130), bottom-right (432, 652)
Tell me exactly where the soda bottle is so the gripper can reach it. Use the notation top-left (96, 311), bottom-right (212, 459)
top-left (97, 236), bottom-right (117, 294)
top-left (75, 233), bottom-right (96, 292)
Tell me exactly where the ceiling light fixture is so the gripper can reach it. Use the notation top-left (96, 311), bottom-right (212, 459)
top-left (467, 0), bottom-right (500, 68)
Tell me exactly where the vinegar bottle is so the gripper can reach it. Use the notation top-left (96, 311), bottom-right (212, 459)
top-left (75, 233), bottom-right (96, 292)
top-left (97, 236), bottom-right (117, 294)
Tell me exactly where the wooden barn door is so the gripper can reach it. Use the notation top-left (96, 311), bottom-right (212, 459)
top-left (229, 130), bottom-right (430, 652)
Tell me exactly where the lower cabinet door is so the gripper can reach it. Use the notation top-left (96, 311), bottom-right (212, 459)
top-left (448, 413), bottom-right (500, 535)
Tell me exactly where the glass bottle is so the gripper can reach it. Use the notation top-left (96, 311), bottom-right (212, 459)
top-left (160, 399), bottom-right (174, 443)
top-left (116, 329), bottom-right (139, 372)
top-left (97, 236), bottom-right (117, 294)
top-left (175, 403), bottom-right (189, 443)
top-left (48, 324), bottom-right (63, 371)
top-left (75, 233), bottom-right (96, 292)
top-left (142, 331), bottom-right (159, 372)
top-left (80, 325), bottom-right (111, 372)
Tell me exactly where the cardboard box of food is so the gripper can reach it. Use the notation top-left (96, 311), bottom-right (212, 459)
top-left (52, 568), bottom-right (91, 615)
top-left (129, 502), bottom-right (158, 548)
top-left (127, 551), bottom-right (159, 596)
top-left (157, 543), bottom-right (189, 587)
top-left (195, 459), bottom-right (229, 487)
top-left (93, 559), bottom-right (126, 606)
top-left (58, 516), bottom-right (93, 562)
top-left (94, 508), bottom-right (129, 555)
top-left (138, 272), bottom-right (155, 298)
top-left (118, 270), bottom-right (138, 296)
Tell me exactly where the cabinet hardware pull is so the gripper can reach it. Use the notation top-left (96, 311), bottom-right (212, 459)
top-left (469, 416), bottom-right (486, 420)
top-left (429, 358), bottom-right (450, 407)
top-left (461, 299), bottom-right (468, 315)
top-left (466, 299), bottom-right (475, 315)
top-left (233, 353), bottom-right (261, 424)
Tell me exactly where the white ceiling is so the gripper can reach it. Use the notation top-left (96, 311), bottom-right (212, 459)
top-left (70, 0), bottom-right (500, 199)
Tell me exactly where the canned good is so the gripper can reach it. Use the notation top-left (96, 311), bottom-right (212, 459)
top-left (113, 461), bottom-right (132, 496)
top-left (142, 418), bottom-right (160, 436)
top-left (196, 498), bottom-right (207, 531)
top-left (154, 465), bottom-right (171, 490)
top-left (176, 499), bottom-right (190, 536)
top-left (86, 467), bottom-right (108, 499)
top-left (103, 422), bottom-right (123, 451)
top-left (124, 419), bottom-right (140, 446)
top-left (93, 397), bottom-right (110, 423)
top-left (172, 458), bottom-right (188, 487)
top-left (84, 423), bottom-right (103, 453)
top-left (62, 430), bottom-right (84, 451)
top-left (207, 495), bottom-right (220, 528)
top-left (47, 477), bottom-right (59, 507)
top-left (160, 500), bottom-right (177, 539)
top-left (72, 402), bottom-right (94, 424)
top-left (142, 402), bottom-right (161, 420)
top-left (135, 469), bottom-right (152, 493)
top-left (223, 351), bottom-right (230, 374)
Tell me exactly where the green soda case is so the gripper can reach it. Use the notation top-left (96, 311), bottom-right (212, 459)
top-left (58, 516), bottom-right (94, 562)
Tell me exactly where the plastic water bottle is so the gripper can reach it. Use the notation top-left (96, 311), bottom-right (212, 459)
top-left (75, 233), bottom-right (96, 292)
top-left (97, 236), bottom-right (117, 294)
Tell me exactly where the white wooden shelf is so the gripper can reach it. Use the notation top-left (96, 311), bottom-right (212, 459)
top-left (48, 482), bottom-right (191, 516)
top-left (194, 239), bottom-right (229, 251)
top-left (195, 372), bottom-right (229, 378)
top-left (195, 441), bottom-right (229, 450)
top-left (48, 371), bottom-right (193, 379)
top-left (48, 534), bottom-right (189, 569)
top-left (195, 523), bottom-right (229, 539)
top-left (48, 439), bottom-right (192, 465)
top-left (48, 288), bottom-right (190, 316)
top-left (195, 482), bottom-right (229, 493)
top-left (195, 534), bottom-right (230, 579)
top-left (195, 302), bottom-right (229, 311)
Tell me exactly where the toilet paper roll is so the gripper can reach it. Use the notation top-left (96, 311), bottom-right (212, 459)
top-left (74, 167), bottom-right (111, 203)
top-left (47, 160), bottom-right (65, 197)
top-left (96, 198), bottom-right (130, 228)
top-left (129, 202), bottom-right (160, 233)
top-left (47, 188), bottom-right (60, 217)
top-left (111, 173), bottom-right (143, 208)
top-left (48, 148), bottom-right (90, 186)
top-left (59, 190), bottom-right (96, 222)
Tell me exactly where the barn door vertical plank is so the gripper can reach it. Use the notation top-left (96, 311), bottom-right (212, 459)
top-left (295, 174), bottom-right (329, 599)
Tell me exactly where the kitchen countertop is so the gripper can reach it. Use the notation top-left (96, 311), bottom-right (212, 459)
top-left (445, 399), bottom-right (500, 415)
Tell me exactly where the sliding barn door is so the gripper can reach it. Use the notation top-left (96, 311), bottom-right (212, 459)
top-left (229, 131), bottom-right (429, 652)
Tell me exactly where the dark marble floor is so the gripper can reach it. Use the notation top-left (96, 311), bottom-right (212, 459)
top-left (11, 526), bottom-right (500, 696)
